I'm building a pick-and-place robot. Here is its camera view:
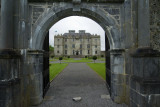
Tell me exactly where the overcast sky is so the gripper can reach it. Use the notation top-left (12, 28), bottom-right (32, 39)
top-left (49, 16), bottom-right (105, 51)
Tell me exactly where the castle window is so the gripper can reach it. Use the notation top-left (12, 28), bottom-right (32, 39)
top-left (65, 44), bottom-right (67, 48)
top-left (88, 50), bottom-right (90, 54)
top-left (95, 45), bottom-right (97, 48)
top-left (65, 38), bottom-right (67, 42)
top-left (87, 44), bottom-right (90, 48)
top-left (57, 45), bottom-right (59, 48)
top-left (65, 50), bottom-right (67, 54)
top-left (73, 50), bottom-right (75, 55)
top-left (80, 44), bottom-right (82, 49)
top-left (57, 50), bottom-right (59, 53)
top-left (88, 38), bottom-right (89, 42)
top-left (95, 39), bottom-right (97, 42)
top-left (72, 44), bottom-right (75, 48)
top-left (73, 38), bottom-right (75, 42)
top-left (58, 39), bottom-right (59, 41)
top-left (95, 51), bottom-right (97, 54)
top-left (80, 50), bottom-right (82, 55)
top-left (80, 38), bottom-right (82, 42)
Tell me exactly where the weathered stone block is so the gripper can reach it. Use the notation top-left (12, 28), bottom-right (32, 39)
top-left (27, 50), bottom-right (43, 105)
top-left (111, 73), bottom-right (125, 84)
top-left (130, 75), bottom-right (160, 107)
top-left (111, 82), bottom-right (126, 103)
top-left (125, 85), bottom-right (130, 104)
top-left (0, 79), bottom-right (21, 107)
top-left (147, 94), bottom-right (160, 107)
top-left (130, 99), bottom-right (138, 107)
top-left (132, 58), bottom-right (144, 77)
top-left (143, 58), bottom-right (159, 78)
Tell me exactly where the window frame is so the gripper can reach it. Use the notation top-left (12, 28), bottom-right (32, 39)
top-left (95, 51), bottom-right (97, 54)
top-left (88, 50), bottom-right (90, 54)
top-left (65, 50), bottom-right (67, 54)
top-left (80, 44), bottom-right (82, 49)
top-left (72, 44), bottom-right (75, 48)
top-left (87, 44), bottom-right (90, 48)
top-left (65, 44), bottom-right (67, 48)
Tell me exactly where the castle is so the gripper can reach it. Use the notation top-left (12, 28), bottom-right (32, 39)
top-left (54, 30), bottom-right (101, 57)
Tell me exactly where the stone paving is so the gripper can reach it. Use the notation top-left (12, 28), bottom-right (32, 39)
top-left (32, 63), bottom-right (128, 107)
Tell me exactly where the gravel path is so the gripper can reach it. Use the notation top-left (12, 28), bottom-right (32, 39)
top-left (32, 63), bottom-right (127, 107)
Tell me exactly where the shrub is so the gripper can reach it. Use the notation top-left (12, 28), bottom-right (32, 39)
top-left (68, 56), bottom-right (70, 58)
top-left (51, 55), bottom-right (54, 58)
top-left (59, 56), bottom-right (63, 64)
top-left (92, 56), bottom-right (97, 63)
top-left (85, 56), bottom-right (88, 58)
top-left (101, 55), bottom-right (104, 58)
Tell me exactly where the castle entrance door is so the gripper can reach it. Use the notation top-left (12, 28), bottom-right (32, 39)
top-left (76, 51), bottom-right (79, 55)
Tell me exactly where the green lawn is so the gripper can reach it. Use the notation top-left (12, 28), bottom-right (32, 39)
top-left (63, 58), bottom-right (93, 63)
top-left (49, 63), bottom-right (68, 81)
top-left (87, 63), bottom-right (106, 80)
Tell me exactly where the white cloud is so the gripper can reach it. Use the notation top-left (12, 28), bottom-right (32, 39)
top-left (49, 16), bottom-right (105, 51)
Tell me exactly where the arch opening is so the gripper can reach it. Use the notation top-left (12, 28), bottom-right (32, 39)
top-left (42, 15), bottom-right (111, 98)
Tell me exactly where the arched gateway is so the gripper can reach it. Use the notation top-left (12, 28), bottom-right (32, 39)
top-left (31, 3), bottom-right (121, 50)
top-left (0, 0), bottom-right (160, 107)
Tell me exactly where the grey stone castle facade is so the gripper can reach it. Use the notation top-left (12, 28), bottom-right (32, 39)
top-left (54, 30), bottom-right (101, 57)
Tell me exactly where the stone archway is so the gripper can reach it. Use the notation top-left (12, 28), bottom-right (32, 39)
top-left (31, 4), bottom-right (122, 50)
top-left (29, 3), bottom-right (126, 105)
top-left (1, 1), bottom-right (160, 107)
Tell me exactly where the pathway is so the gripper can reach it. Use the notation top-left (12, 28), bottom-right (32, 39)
top-left (33, 63), bottom-right (127, 107)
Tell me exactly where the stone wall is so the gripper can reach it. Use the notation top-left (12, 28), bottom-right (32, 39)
top-left (28, 0), bottom-right (124, 3)
top-left (150, 0), bottom-right (160, 51)
top-left (29, 3), bottom-right (121, 28)
top-left (29, 3), bottom-right (52, 25)
top-left (130, 48), bottom-right (160, 107)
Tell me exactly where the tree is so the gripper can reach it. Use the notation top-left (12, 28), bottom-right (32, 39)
top-left (59, 56), bottom-right (63, 64)
top-left (49, 45), bottom-right (54, 51)
top-left (92, 56), bottom-right (97, 63)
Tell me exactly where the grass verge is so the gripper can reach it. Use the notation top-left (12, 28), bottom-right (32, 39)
top-left (49, 63), bottom-right (68, 81)
top-left (87, 63), bottom-right (106, 80)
